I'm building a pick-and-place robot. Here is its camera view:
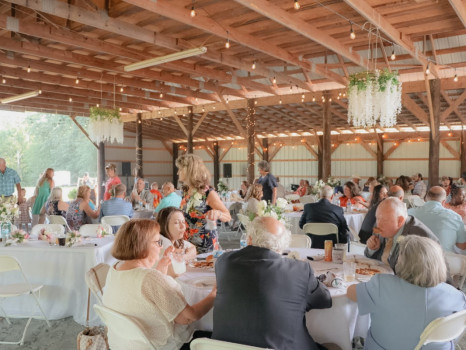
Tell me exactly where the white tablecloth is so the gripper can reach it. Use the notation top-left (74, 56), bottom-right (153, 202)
top-left (285, 211), bottom-right (365, 237)
top-left (0, 236), bottom-right (117, 325)
top-left (177, 249), bottom-right (391, 350)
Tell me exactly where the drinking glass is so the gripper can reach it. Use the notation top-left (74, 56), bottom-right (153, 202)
top-left (343, 261), bottom-right (356, 282)
top-left (170, 252), bottom-right (186, 274)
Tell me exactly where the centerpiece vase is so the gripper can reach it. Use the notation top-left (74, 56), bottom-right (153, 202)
top-left (1, 220), bottom-right (12, 245)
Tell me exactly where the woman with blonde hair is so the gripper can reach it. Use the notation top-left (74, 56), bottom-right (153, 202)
top-left (65, 185), bottom-right (100, 231)
top-left (245, 183), bottom-right (263, 216)
top-left (176, 154), bottom-right (231, 253)
top-left (45, 187), bottom-right (69, 217)
top-left (347, 235), bottom-right (466, 349)
top-left (31, 168), bottom-right (54, 225)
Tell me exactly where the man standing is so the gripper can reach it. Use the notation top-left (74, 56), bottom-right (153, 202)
top-left (257, 160), bottom-right (277, 205)
top-left (412, 173), bottom-right (427, 199)
top-left (408, 186), bottom-right (466, 252)
top-left (0, 158), bottom-right (23, 203)
top-left (155, 182), bottom-right (182, 214)
top-left (129, 177), bottom-right (153, 208)
top-left (299, 185), bottom-right (349, 248)
top-left (365, 197), bottom-right (439, 272)
top-left (213, 216), bottom-right (332, 350)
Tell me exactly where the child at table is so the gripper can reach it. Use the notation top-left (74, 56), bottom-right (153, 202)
top-left (15, 188), bottom-right (32, 232)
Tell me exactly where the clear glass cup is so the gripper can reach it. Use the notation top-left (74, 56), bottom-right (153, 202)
top-left (343, 261), bottom-right (356, 282)
top-left (170, 252), bottom-right (186, 274)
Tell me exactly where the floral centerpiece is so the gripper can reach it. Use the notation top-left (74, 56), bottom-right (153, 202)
top-left (0, 195), bottom-right (19, 222)
top-left (38, 228), bottom-right (54, 243)
top-left (88, 106), bottom-right (124, 144)
top-left (239, 198), bottom-right (289, 229)
top-left (327, 177), bottom-right (341, 188)
top-left (217, 178), bottom-right (230, 200)
top-left (66, 230), bottom-right (82, 247)
top-left (5, 229), bottom-right (29, 246)
top-left (96, 225), bottom-right (110, 238)
top-left (310, 179), bottom-right (326, 196)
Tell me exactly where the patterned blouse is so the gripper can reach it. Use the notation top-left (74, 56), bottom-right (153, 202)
top-left (66, 199), bottom-right (87, 231)
top-left (46, 200), bottom-right (66, 217)
top-left (182, 188), bottom-right (218, 254)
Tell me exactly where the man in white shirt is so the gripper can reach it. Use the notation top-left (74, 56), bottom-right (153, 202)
top-left (412, 173), bottom-right (427, 199)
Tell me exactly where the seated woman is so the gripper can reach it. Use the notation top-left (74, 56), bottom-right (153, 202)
top-left (103, 219), bottom-right (216, 350)
top-left (444, 185), bottom-right (466, 224)
top-left (65, 185), bottom-right (100, 231)
top-left (357, 179), bottom-right (379, 208)
top-left (339, 181), bottom-right (365, 208)
top-left (245, 183), bottom-right (263, 216)
top-left (347, 235), bottom-right (466, 349)
top-left (358, 185), bottom-right (388, 244)
top-left (441, 176), bottom-right (454, 199)
top-left (294, 179), bottom-right (311, 197)
top-left (156, 207), bottom-right (197, 275)
top-left (239, 181), bottom-right (249, 199)
top-left (45, 187), bottom-right (69, 217)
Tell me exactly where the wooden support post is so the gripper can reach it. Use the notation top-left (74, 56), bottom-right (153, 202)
top-left (247, 99), bottom-right (256, 184)
top-left (172, 142), bottom-right (179, 187)
top-left (376, 133), bottom-right (384, 177)
top-left (213, 141), bottom-right (220, 188)
top-left (317, 135), bottom-right (323, 180)
top-left (322, 92), bottom-right (331, 181)
top-left (136, 113), bottom-right (143, 178)
top-left (97, 142), bottom-right (105, 202)
top-left (187, 106), bottom-right (193, 153)
top-left (263, 138), bottom-right (269, 161)
top-left (461, 130), bottom-right (466, 176)
top-left (428, 79), bottom-right (441, 188)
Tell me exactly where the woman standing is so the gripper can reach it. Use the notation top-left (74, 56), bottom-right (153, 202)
top-left (176, 154), bottom-right (231, 254)
top-left (104, 163), bottom-right (121, 201)
top-left (257, 160), bottom-right (278, 205)
top-left (66, 185), bottom-right (100, 231)
top-left (31, 168), bottom-right (54, 226)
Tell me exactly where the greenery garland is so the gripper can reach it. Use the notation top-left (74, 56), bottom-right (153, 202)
top-left (89, 106), bottom-right (121, 121)
top-left (348, 69), bottom-right (400, 93)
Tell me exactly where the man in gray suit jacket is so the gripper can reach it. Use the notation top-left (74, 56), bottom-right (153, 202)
top-left (365, 197), bottom-right (440, 272)
top-left (213, 216), bottom-right (332, 350)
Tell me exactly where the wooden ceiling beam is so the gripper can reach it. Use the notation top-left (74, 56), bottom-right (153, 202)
top-left (448, 0), bottom-right (466, 28)
top-left (440, 90), bottom-right (466, 123)
top-left (123, 0), bottom-right (346, 87)
top-left (343, 0), bottom-right (440, 78)
top-left (401, 93), bottom-right (430, 125)
top-left (234, 0), bottom-right (369, 69)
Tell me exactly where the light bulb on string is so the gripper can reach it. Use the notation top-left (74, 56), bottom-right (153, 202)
top-left (27, 65), bottom-right (31, 73)
top-left (69, 97), bottom-right (73, 102)
top-left (96, 103), bottom-right (99, 107)
top-left (75, 77), bottom-right (79, 84)
top-left (225, 31), bottom-right (230, 49)
top-left (350, 22), bottom-right (356, 40)
top-left (454, 70), bottom-right (459, 82)
top-left (425, 63), bottom-right (430, 75)
top-left (272, 76), bottom-right (276, 84)
top-left (251, 61), bottom-right (256, 70)
top-left (390, 48), bottom-right (396, 61)
top-left (160, 91), bottom-right (164, 98)
top-left (1, 78), bottom-right (5, 84)
top-left (279, 99), bottom-right (282, 104)
top-left (120, 87), bottom-right (124, 92)
top-left (294, 0), bottom-right (300, 10)
top-left (190, 4), bottom-right (196, 17)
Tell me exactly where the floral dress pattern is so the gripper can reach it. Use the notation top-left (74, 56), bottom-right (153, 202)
top-left (182, 189), bottom-right (218, 254)
top-left (65, 199), bottom-right (87, 231)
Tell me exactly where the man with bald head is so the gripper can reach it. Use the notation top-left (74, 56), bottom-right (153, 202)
top-left (0, 158), bottom-right (23, 203)
top-left (365, 197), bottom-right (439, 272)
top-left (154, 182), bottom-right (181, 214)
top-left (213, 216), bottom-right (332, 350)
top-left (408, 186), bottom-right (466, 252)
top-left (388, 185), bottom-right (404, 201)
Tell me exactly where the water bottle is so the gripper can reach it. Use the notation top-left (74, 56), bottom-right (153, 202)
top-left (1, 221), bottom-right (11, 245)
top-left (240, 232), bottom-right (248, 249)
top-left (346, 200), bottom-right (352, 213)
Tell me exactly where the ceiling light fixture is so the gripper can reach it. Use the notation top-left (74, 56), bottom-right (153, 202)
top-left (0, 90), bottom-right (41, 104)
top-left (350, 22), bottom-right (356, 40)
top-left (124, 47), bottom-right (207, 72)
top-left (190, 1), bottom-right (196, 17)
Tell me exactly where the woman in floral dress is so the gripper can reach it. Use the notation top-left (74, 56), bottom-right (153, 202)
top-left (176, 154), bottom-right (231, 254)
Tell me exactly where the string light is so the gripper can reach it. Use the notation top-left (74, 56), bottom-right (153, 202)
top-left (38, 90), bottom-right (42, 94)
top-left (119, 107), bottom-right (122, 112)
top-left (75, 77), bottom-right (79, 84)
top-left (96, 103), bottom-right (99, 107)
top-left (159, 91), bottom-right (164, 98)
top-left (294, 0), bottom-right (300, 10)
top-left (69, 97), bottom-right (73, 102)
top-left (312, 96), bottom-right (315, 102)
top-left (349, 22), bottom-right (356, 40)
top-left (454, 70), bottom-right (459, 82)
top-left (251, 61), bottom-right (256, 70)
top-left (225, 31), bottom-right (230, 49)
top-left (425, 63), bottom-right (430, 75)
top-left (190, 1), bottom-right (196, 17)
top-left (279, 99), bottom-right (282, 104)
top-left (120, 86), bottom-right (124, 92)
top-left (27, 65), bottom-right (31, 73)
top-left (390, 48), bottom-right (396, 61)
top-left (272, 76), bottom-right (276, 84)
top-left (2, 78), bottom-right (6, 84)
top-left (226, 97), bottom-right (229, 104)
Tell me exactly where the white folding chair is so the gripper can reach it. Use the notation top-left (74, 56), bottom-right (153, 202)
top-left (30, 224), bottom-right (65, 238)
top-left (0, 256), bottom-right (51, 345)
top-left (303, 223), bottom-right (339, 243)
top-left (191, 338), bottom-right (273, 350)
top-left (101, 215), bottom-right (130, 227)
top-left (79, 224), bottom-right (113, 237)
top-left (85, 263), bottom-right (110, 305)
top-left (445, 252), bottom-right (466, 289)
top-left (94, 305), bottom-right (156, 350)
top-left (289, 234), bottom-right (311, 248)
top-left (48, 214), bottom-right (71, 230)
top-left (414, 309), bottom-right (466, 350)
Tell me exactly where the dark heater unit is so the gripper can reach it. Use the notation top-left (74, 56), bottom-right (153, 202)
top-left (223, 163), bottom-right (232, 178)
top-left (121, 162), bottom-right (131, 177)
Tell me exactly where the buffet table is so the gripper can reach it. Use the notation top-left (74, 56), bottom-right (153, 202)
top-left (0, 236), bottom-right (117, 325)
top-left (177, 248), bottom-right (392, 350)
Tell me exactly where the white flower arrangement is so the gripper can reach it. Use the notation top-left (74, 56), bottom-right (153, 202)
top-left (38, 228), bottom-right (54, 243)
top-left (96, 225), bottom-right (110, 238)
top-left (0, 196), bottom-right (19, 222)
top-left (311, 179), bottom-right (326, 196)
top-left (66, 230), bottom-right (82, 247)
top-left (239, 201), bottom-right (289, 230)
top-left (327, 177), bottom-right (341, 188)
top-left (217, 178), bottom-right (229, 193)
top-left (5, 229), bottom-right (29, 246)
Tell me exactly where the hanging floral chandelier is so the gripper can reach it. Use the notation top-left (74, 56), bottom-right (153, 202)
top-left (88, 106), bottom-right (124, 144)
top-left (347, 69), bottom-right (402, 128)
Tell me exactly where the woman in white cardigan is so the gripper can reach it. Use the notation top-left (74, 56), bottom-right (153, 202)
top-left (103, 219), bottom-right (216, 350)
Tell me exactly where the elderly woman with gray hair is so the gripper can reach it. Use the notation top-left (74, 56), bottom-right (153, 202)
top-left (348, 235), bottom-right (466, 349)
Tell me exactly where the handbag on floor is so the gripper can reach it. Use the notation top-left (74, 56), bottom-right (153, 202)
top-left (77, 268), bottom-right (109, 350)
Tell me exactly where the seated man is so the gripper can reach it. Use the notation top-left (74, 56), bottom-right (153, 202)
top-left (365, 197), bottom-right (439, 272)
top-left (299, 185), bottom-right (348, 248)
top-left (213, 216), bottom-right (332, 350)
top-left (155, 182), bottom-right (182, 214)
top-left (101, 184), bottom-right (133, 233)
top-left (129, 177), bottom-right (153, 208)
top-left (408, 186), bottom-right (466, 252)
top-left (412, 173), bottom-right (427, 199)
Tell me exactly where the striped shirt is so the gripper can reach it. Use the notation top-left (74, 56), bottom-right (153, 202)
top-left (0, 167), bottom-right (21, 196)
